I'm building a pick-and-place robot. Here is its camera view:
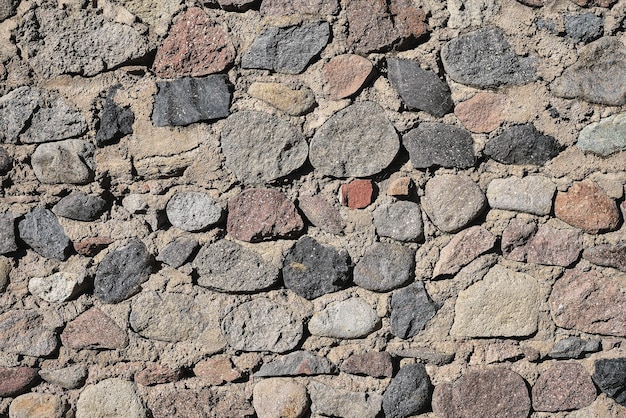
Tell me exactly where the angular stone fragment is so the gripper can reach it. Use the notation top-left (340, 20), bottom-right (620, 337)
top-left (76, 378), bottom-right (146, 418)
top-left (136, 364), bottom-right (182, 386)
top-left (323, 54), bottom-right (374, 100)
top-left (152, 8), bottom-right (235, 78)
top-left (242, 22), bottom-right (330, 74)
top-left (451, 265), bottom-right (539, 337)
top-left (31, 139), bottom-right (95, 184)
top-left (0, 309), bottom-right (58, 356)
top-left (194, 239), bottom-right (279, 293)
top-left (583, 244), bottom-right (626, 272)
top-left (0, 213), bottom-right (17, 254)
top-left (227, 188), bottom-right (304, 242)
top-left (248, 82), bottom-right (315, 116)
top-left (0, 260), bottom-right (10, 291)
top-left (39, 365), bottom-right (87, 389)
top-left (549, 269), bottom-right (626, 337)
top-left (433, 368), bottom-right (531, 418)
top-left (18, 208), bottom-right (72, 261)
top-left (74, 237), bottom-right (113, 257)
top-left (96, 85), bottom-right (134, 147)
top-left (578, 112), bottom-right (626, 156)
top-left (505, 224), bottom-right (582, 267)
top-left (166, 192), bottom-right (222, 232)
top-left (61, 307), bottom-right (128, 349)
top-left (532, 362), bottom-right (597, 412)
top-left (592, 358), bottom-right (626, 407)
top-left (221, 111), bottom-right (308, 184)
top-left (387, 177), bottom-right (412, 197)
top-left (260, 0), bottom-right (339, 15)
top-left (282, 236), bottom-right (350, 300)
top-left (383, 364), bottom-right (432, 418)
top-left (152, 76), bottom-right (230, 127)
top-left (549, 337), bottom-right (601, 359)
top-left (565, 13), bottom-right (604, 44)
top-left (94, 239), bottom-right (153, 303)
top-left (487, 175), bottom-right (556, 215)
top-left (422, 174), bottom-right (487, 233)
top-left (403, 122), bottom-right (475, 169)
top-left (222, 298), bottom-right (303, 353)
top-left (309, 101), bottom-right (400, 178)
top-left (373, 201), bottom-right (423, 241)
top-left (555, 180), bottom-right (620, 233)
top-left (195, 357), bottom-right (241, 384)
top-left (9, 393), bottom-right (65, 418)
top-left (442, 28), bottom-right (536, 88)
top-left (340, 179), bottom-right (374, 209)
top-left (53, 192), bottom-right (107, 221)
top-left (0, 86), bottom-right (40, 144)
top-left (298, 194), bottom-right (345, 234)
top-left (29, 272), bottom-right (80, 303)
top-left (387, 58), bottom-right (453, 117)
top-left (309, 380), bottom-right (382, 418)
top-left (253, 378), bottom-right (309, 418)
top-left (455, 92), bottom-right (507, 133)
top-left (156, 237), bottom-right (198, 268)
top-left (484, 124), bottom-right (561, 165)
top-left (256, 351), bottom-right (336, 377)
top-left (0, 367), bottom-right (38, 397)
top-left (309, 298), bottom-right (379, 339)
top-left (20, 96), bottom-right (87, 144)
top-left (354, 242), bottom-right (414, 292)
top-left (390, 282), bottom-right (437, 339)
top-left (341, 352), bottom-right (393, 378)
top-left (552, 37), bottom-right (626, 106)
top-left (433, 226), bottom-right (496, 277)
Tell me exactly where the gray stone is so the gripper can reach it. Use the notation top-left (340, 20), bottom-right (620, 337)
top-left (17, 8), bottom-right (150, 78)
top-left (194, 240), bottom-right (279, 293)
top-left (565, 13), bottom-right (603, 43)
top-left (282, 236), bottom-right (350, 300)
top-left (421, 174), bottom-right (487, 233)
top-left (486, 175), bottom-right (556, 215)
top-left (53, 192), bottom-right (107, 221)
top-left (354, 242), bottom-right (414, 292)
top-left (441, 27), bottom-right (536, 88)
top-left (552, 37), bottom-right (626, 106)
top-left (583, 244), bottom-right (626, 272)
top-left (18, 208), bottom-right (72, 261)
top-left (433, 226), bottom-right (496, 277)
top-left (241, 22), bottom-right (330, 74)
top-left (253, 378), bottom-right (309, 418)
top-left (0, 0), bottom-right (18, 21)
top-left (221, 298), bottom-right (303, 353)
top-left (0, 259), bottom-right (10, 292)
top-left (0, 86), bottom-right (40, 144)
top-left (484, 124), bottom-right (561, 165)
top-left (403, 122), bottom-right (475, 169)
top-left (577, 112), bottom-right (626, 156)
top-left (549, 337), bottom-right (601, 359)
top-left (166, 192), bottom-right (222, 232)
top-left (308, 380), bottom-right (382, 418)
top-left (152, 76), bottom-right (231, 127)
top-left (373, 201), bottom-right (424, 241)
top-left (94, 239), bottom-right (152, 303)
top-left (382, 364), bottom-right (432, 418)
top-left (0, 309), bottom-right (58, 357)
top-left (309, 101), bottom-right (400, 178)
top-left (75, 378), bottom-right (146, 418)
top-left (255, 351), bottom-right (336, 377)
top-left (21, 96), bottom-right (87, 144)
top-left (0, 145), bottom-right (11, 173)
top-left (390, 282), bottom-right (438, 339)
top-left (28, 272), bottom-right (81, 303)
top-left (96, 85), bottom-right (134, 147)
top-left (387, 58), bottom-right (453, 117)
top-left (309, 298), bottom-right (380, 339)
top-left (221, 111), bottom-right (308, 184)
top-left (39, 365), bottom-right (87, 389)
top-left (156, 237), bottom-right (198, 268)
top-left (298, 194), bottom-right (345, 235)
top-left (0, 213), bottom-right (17, 254)
top-left (592, 358), bottom-right (626, 407)
top-left (31, 139), bottom-right (95, 184)
top-left (121, 194), bottom-right (148, 214)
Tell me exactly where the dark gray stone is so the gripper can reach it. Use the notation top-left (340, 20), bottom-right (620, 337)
top-left (354, 242), bottom-right (414, 292)
top-left (282, 236), bottom-right (351, 300)
top-left (96, 85), bottom-right (134, 146)
top-left (0, 145), bottom-right (11, 174)
top-left (255, 351), bottom-right (336, 377)
top-left (94, 239), bottom-right (152, 303)
top-left (21, 96), bottom-right (87, 144)
top-left (241, 22), bottom-right (330, 74)
top-left (53, 192), bottom-right (107, 221)
top-left (0, 86), bottom-right (40, 144)
top-left (403, 122), bottom-right (475, 169)
top-left (387, 58), bottom-right (453, 117)
top-left (152, 76), bottom-right (231, 127)
top-left (592, 358), bottom-right (626, 406)
top-left (549, 337), bottom-right (601, 359)
top-left (565, 13), bottom-right (603, 44)
top-left (390, 282), bottom-right (437, 339)
top-left (0, 0), bottom-right (18, 21)
top-left (382, 364), bottom-right (432, 418)
top-left (0, 213), bottom-right (17, 254)
top-left (484, 124), bottom-right (561, 165)
top-left (156, 237), bottom-right (198, 268)
top-left (441, 28), bottom-right (536, 88)
top-left (18, 208), bottom-right (72, 261)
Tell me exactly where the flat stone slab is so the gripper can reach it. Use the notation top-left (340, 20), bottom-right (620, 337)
top-left (341, 352), bottom-right (393, 378)
top-left (309, 298), bottom-right (379, 339)
top-left (504, 223), bottom-right (582, 267)
top-left (487, 175), bottom-right (556, 215)
top-left (0, 309), bottom-right (58, 357)
top-left (260, 0), bottom-right (339, 15)
top-left (255, 351), bottom-right (336, 377)
top-left (583, 244), bottom-right (626, 272)
top-left (309, 380), bottom-right (382, 418)
top-left (61, 307), bottom-right (128, 350)
top-left (403, 122), bottom-right (475, 169)
top-left (577, 112), bottom-right (626, 156)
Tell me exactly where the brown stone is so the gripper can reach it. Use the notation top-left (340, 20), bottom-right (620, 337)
top-left (583, 245), bottom-right (626, 272)
top-left (260, 0), bottom-right (339, 16)
top-left (9, 393), bottom-right (65, 418)
top-left (248, 82), bottom-right (315, 116)
top-left (432, 368), bottom-right (530, 418)
top-left (147, 386), bottom-right (254, 418)
top-left (454, 92), bottom-right (507, 133)
top-left (227, 188), bottom-right (304, 242)
top-left (0, 309), bottom-right (58, 357)
top-left (532, 362), bottom-right (597, 412)
top-left (0, 367), bottom-right (38, 397)
top-left (323, 55), bottom-right (374, 100)
top-left (135, 364), bottom-right (182, 386)
top-left (152, 8), bottom-right (235, 78)
top-left (298, 194), bottom-right (345, 235)
top-left (74, 237), bottom-right (114, 257)
top-left (433, 226), bottom-right (496, 277)
top-left (387, 177), bottom-right (413, 197)
top-left (61, 307), bottom-right (128, 350)
top-left (340, 179), bottom-right (374, 209)
top-left (506, 224), bottom-right (582, 267)
top-left (341, 352), bottom-right (393, 378)
top-left (555, 181), bottom-right (620, 233)
top-left (501, 218), bottom-right (537, 258)
top-left (194, 358), bottom-right (241, 385)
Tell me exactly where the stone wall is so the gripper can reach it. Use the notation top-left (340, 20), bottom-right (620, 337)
top-left (0, 0), bottom-right (625, 416)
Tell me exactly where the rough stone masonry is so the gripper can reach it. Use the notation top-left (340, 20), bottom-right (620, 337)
top-left (0, 0), bottom-right (625, 417)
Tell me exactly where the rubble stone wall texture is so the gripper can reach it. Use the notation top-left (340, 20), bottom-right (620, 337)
top-left (0, 0), bottom-right (625, 416)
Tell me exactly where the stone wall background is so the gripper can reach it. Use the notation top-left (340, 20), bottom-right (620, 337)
top-left (0, 0), bottom-right (625, 416)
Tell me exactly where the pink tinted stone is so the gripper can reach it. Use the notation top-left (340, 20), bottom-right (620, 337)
top-left (504, 223), bottom-right (582, 267)
top-left (555, 180), bottom-right (620, 233)
top-left (455, 92), bottom-right (507, 133)
top-left (532, 362), bottom-right (597, 412)
top-left (583, 244), bottom-right (626, 272)
top-left (298, 194), bottom-right (345, 234)
top-left (194, 357), bottom-right (241, 385)
top-left (74, 236), bottom-right (113, 257)
top-left (0, 367), bottom-right (38, 397)
top-left (61, 307), bottom-right (128, 350)
top-left (387, 177), bottom-right (413, 197)
top-left (340, 179), bottom-right (374, 209)
top-left (323, 55), bottom-right (374, 100)
top-left (135, 364), bottom-right (182, 386)
top-left (433, 226), bottom-right (496, 277)
top-left (341, 352), bottom-right (393, 378)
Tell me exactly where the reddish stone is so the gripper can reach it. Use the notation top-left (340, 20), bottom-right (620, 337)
top-left (74, 237), bottom-right (113, 257)
top-left (501, 218), bottom-right (537, 258)
top-left (433, 226), bottom-right (496, 277)
top-left (61, 308), bottom-right (128, 350)
top-left (152, 8), bottom-right (235, 78)
top-left (298, 194), bottom-right (345, 235)
top-left (387, 177), bottom-right (413, 197)
top-left (227, 188), bottom-right (304, 242)
top-left (583, 245), bottom-right (626, 272)
top-left (260, 0), bottom-right (339, 15)
top-left (555, 181), bottom-right (620, 233)
top-left (532, 362), bottom-right (597, 412)
top-left (0, 367), bottom-right (38, 397)
top-left (135, 364), bottom-right (182, 386)
top-left (505, 223), bottom-right (582, 267)
top-left (454, 93), bottom-right (507, 133)
top-left (323, 55), bottom-right (374, 100)
top-left (340, 179), bottom-right (374, 209)
top-left (147, 386), bottom-right (254, 418)
top-left (549, 269), bottom-right (626, 336)
top-left (194, 357), bottom-right (241, 385)
top-left (341, 352), bottom-right (393, 378)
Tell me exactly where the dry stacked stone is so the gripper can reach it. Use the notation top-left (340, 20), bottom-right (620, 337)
top-left (0, 0), bottom-right (625, 417)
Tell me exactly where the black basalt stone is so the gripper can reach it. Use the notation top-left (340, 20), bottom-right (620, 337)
top-left (96, 85), bottom-right (135, 146)
top-left (484, 123), bottom-right (561, 165)
top-left (403, 122), bottom-right (476, 169)
top-left (592, 358), bottom-right (626, 406)
top-left (383, 363), bottom-right (432, 418)
top-left (18, 208), bottom-right (72, 261)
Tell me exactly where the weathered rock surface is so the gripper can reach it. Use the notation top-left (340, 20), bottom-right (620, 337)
top-left (96, 85), bottom-right (134, 146)
top-left (373, 201), bottom-right (424, 241)
top-left (383, 364), bottom-right (432, 418)
top-left (565, 13), bottom-right (604, 44)
top-left (403, 122), bottom-right (475, 169)
top-left (31, 139), bottom-right (95, 184)
top-left (0, 367), bottom-right (38, 397)
top-left (0, 0), bottom-right (18, 21)
top-left (53, 192), bottom-right (107, 221)
top-left (75, 378), bottom-right (146, 418)
top-left (147, 386), bottom-right (254, 418)
top-left (340, 179), bottom-right (374, 209)
top-left (20, 96), bottom-right (87, 144)
top-left (248, 82), bottom-right (315, 115)
top-left (549, 337), bottom-right (601, 359)
top-left (323, 54), bottom-right (374, 100)
top-left (532, 362), bottom-right (597, 412)
top-left (592, 358), bottom-right (626, 407)
top-left (555, 180), bottom-right (620, 233)
top-left (136, 364), bottom-right (182, 386)
top-left (39, 365), bottom-right (87, 389)
top-left (194, 357), bottom-right (240, 385)
top-left (166, 191), bottom-right (222, 232)
top-left (484, 124), bottom-right (560, 165)
top-left (0, 145), bottom-right (11, 174)
top-left (18, 208), bottom-right (72, 261)
top-left (157, 237), bottom-right (198, 268)
top-left (28, 272), bottom-right (80, 303)
top-left (341, 352), bottom-right (393, 378)
top-left (354, 242), bottom-right (414, 292)
top-left (74, 237), bottom-right (114, 257)
top-left (309, 298), bottom-right (379, 339)
top-left (0, 86), bottom-right (40, 144)
top-left (507, 223), bottom-right (582, 266)
top-left (61, 307), bottom-right (128, 350)
top-left (390, 282), bottom-right (437, 339)
top-left (577, 112), bottom-right (626, 156)
top-left (487, 175), bottom-right (556, 215)
top-left (309, 380), bottom-right (382, 418)
top-left (255, 351), bottom-right (336, 377)
top-left (0, 309), bottom-right (57, 356)
top-left (0, 213), bottom-right (17, 254)
top-left (260, 0), bottom-right (339, 15)
top-left (253, 378), bottom-right (309, 418)
top-left (433, 226), bottom-right (496, 277)
top-left (583, 244), bottom-right (626, 272)
top-left (455, 92), bottom-right (507, 133)
top-left (9, 393), bottom-right (65, 418)
top-left (298, 194), bottom-right (345, 234)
